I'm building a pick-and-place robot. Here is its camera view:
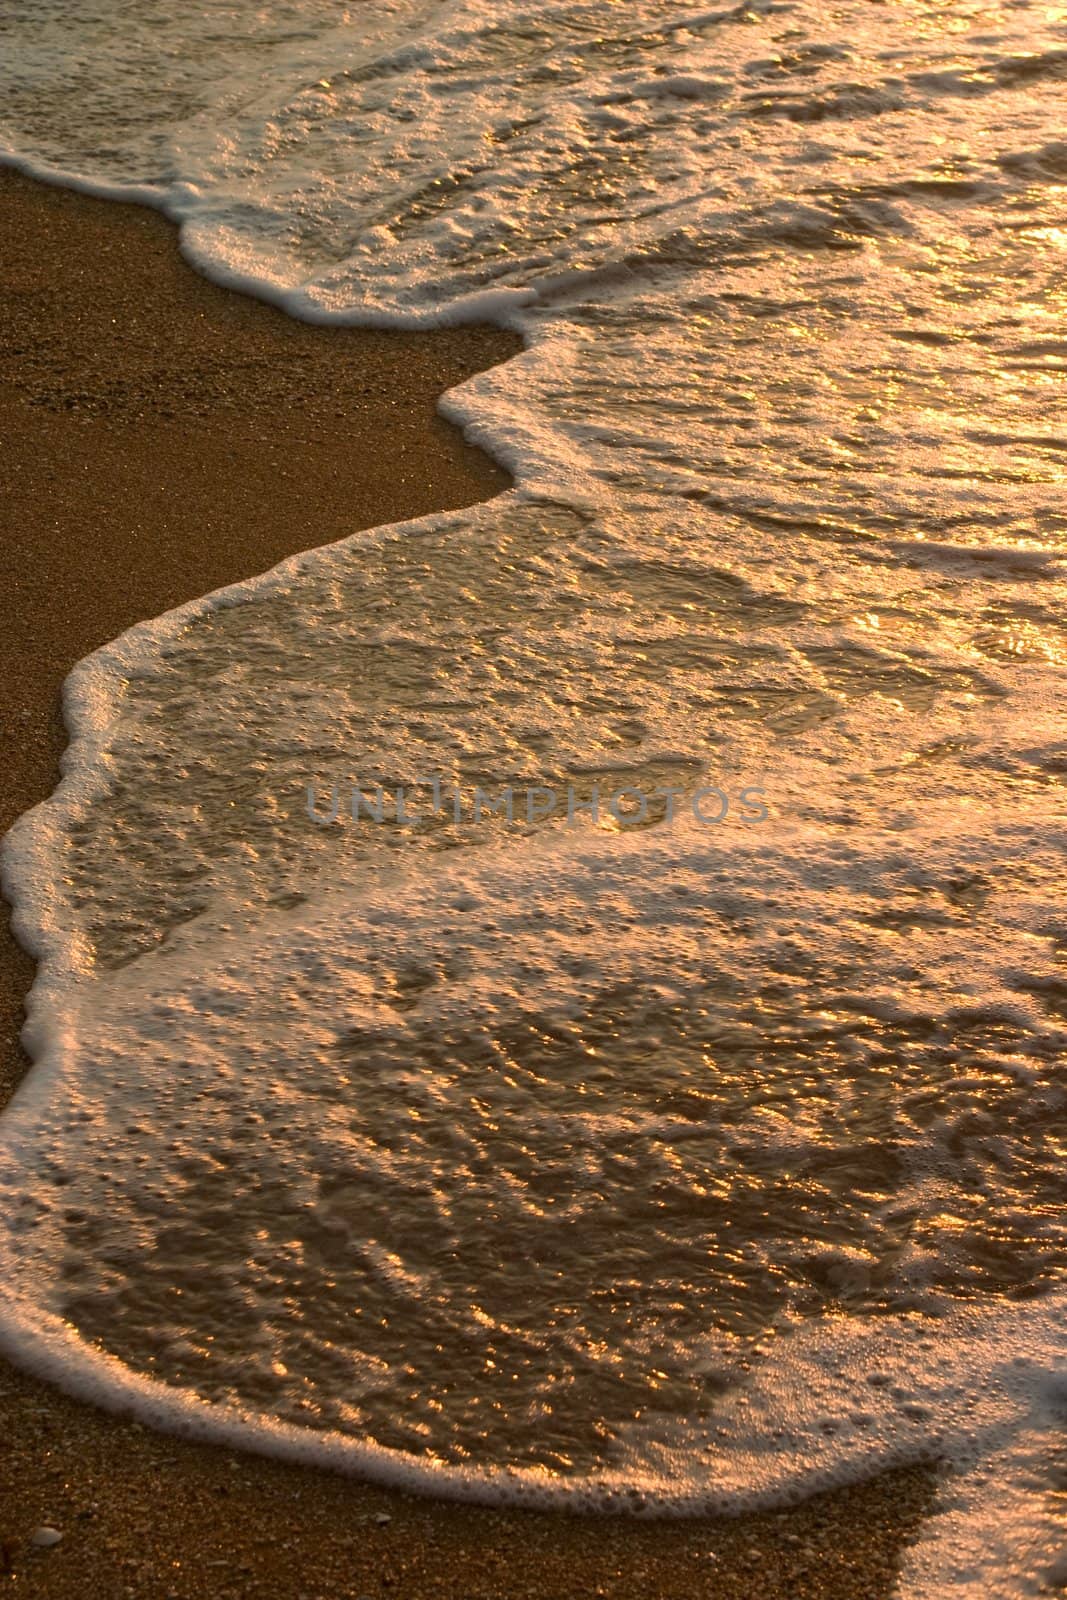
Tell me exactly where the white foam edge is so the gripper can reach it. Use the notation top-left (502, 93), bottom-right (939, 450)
top-left (0, 141), bottom-right (616, 512)
top-left (0, 140), bottom-right (538, 330)
top-left (1, 480), bottom-right (552, 1105)
top-left (2, 586), bottom-right (1064, 1553)
top-left (2, 1227), bottom-right (1067, 1576)
top-left (0, 1271), bottom-right (938, 1516)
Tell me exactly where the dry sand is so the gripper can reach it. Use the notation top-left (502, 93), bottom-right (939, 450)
top-left (0, 167), bottom-right (938, 1597)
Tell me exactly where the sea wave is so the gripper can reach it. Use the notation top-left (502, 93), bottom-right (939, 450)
top-left (2, 1), bottom-right (1067, 1592)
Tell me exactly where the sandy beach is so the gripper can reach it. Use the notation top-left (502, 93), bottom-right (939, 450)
top-left (0, 167), bottom-right (938, 1597)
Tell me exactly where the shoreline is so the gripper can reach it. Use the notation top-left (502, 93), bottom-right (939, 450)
top-left (0, 166), bottom-right (939, 1597)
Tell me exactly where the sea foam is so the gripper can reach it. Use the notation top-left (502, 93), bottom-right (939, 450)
top-left (2, 1), bottom-right (1067, 1592)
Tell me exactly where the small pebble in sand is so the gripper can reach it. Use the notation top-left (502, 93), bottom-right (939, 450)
top-left (372, 1512), bottom-right (392, 1526)
top-left (30, 1526), bottom-right (63, 1549)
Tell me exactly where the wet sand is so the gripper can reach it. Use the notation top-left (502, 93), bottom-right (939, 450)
top-left (0, 166), bottom-right (938, 1597)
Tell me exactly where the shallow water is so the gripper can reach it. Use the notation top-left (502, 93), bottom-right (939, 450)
top-left (2, 0), bottom-right (1067, 1592)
